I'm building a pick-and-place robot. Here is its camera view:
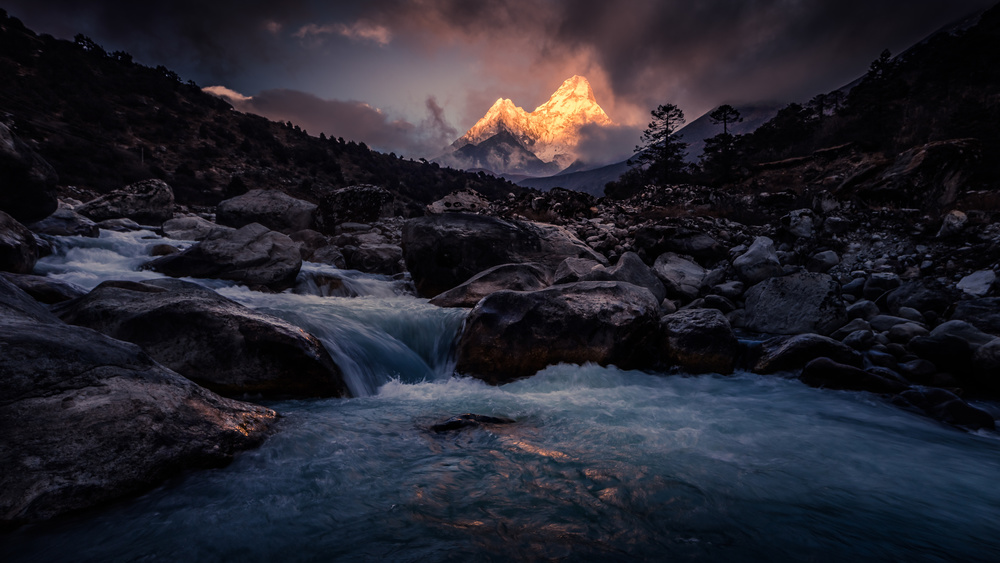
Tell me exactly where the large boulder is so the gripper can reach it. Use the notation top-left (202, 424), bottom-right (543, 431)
top-left (430, 263), bottom-right (551, 308)
top-left (0, 278), bottom-right (276, 525)
top-left (0, 122), bottom-right (58, 223)
top-left (753, 334), bottom-right (863, 374)
top-left (0, 210), bottom-right (38, 274)
top-left (76, 179), bottom-right (175, 225)
top-left (742, 272), bottom-right (848, 336)
top-left (402, 213), bottom-right (605, 298)
top-left (652, 252), bottom-right (705, 302)
top-left (318, 184), bottom-right (393, 227)
top-left (54, 279), bottom-right (348, 398)
top-left (455, 281), bottom-right (660, 383)
top-left (632, 225), bottom-right (725, 263)
top-left (146, 223), bottom-right (302, 291)
top-left (25, 203), bottom-right (99, 237)
top-left (343, 243), bottom-right (404, 275)
top-left (216, 189), bottom-right (317, 233)
top-left (732, 236), bottom-right (782, 285)
top-left (427, 188), bottom-right (492, 214)
top-left (659, 309), bottom-right (738, 374)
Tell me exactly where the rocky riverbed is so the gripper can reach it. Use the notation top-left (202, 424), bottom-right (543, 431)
top-left (2, 133), bottom-right (999, 527)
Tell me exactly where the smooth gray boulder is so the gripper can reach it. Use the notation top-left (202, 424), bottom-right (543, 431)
top-left (77, 179), bottom-right (174, 225)
top-left (0, 279), bottom-right (276, 525)
top-left (0, 273), bottom-right (85, 304)
top-left (554, 257), bottom-right (603, 284)
top-left (732, 236), bottom-right (782, 285)
top-left (216, 189), bottom-right (317, 233)
top-left (659, 308), bottom-right (739, 374)
top-left (589, 252), bottom-right (666, 303)
top-left (54, 280), bottom-right (348, 398)
top-left (403, 213), bottom-right (605, 298)
top-left (455, 281), bottom-right (659, 383)
top-left (430, 263), bottom-right (551, 308)
top-left (146, 223), bottom-right (302, 291)
top-left (742, 272), bottom-right (848, 335)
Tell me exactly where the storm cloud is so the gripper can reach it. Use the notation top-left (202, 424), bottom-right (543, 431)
top-left (5, 0), bottom-right (995, 160)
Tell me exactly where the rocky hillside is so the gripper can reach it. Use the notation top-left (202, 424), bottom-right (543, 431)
top-left (0, 10), bottom-right (521, 216)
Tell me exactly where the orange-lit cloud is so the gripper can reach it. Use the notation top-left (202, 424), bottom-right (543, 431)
top-left (295, 21), bottom-right (392, 47)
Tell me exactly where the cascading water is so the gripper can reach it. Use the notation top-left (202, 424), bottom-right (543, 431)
top-left (6, 230), bottom-right (1000, 561)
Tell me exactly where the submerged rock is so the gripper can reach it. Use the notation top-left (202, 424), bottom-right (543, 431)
top-left (800, 357), bottom-right (909, 394)
top-left (754, 334), bottom-right (863, 374)
top-left (430, 413), bottom-right (515, 433)
top-left (26, 204), bottom-right (99, 237)
top-left (455, 281), bottom-right (659, 383)
top-left (54, 279), bottom-right (348, 398)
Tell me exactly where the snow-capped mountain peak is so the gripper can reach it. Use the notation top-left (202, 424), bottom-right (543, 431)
top-left (446, 76), bottom-right (615, 174)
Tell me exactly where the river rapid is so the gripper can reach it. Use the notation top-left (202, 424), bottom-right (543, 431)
top-left (5, 230), bottom-right (1000, 562)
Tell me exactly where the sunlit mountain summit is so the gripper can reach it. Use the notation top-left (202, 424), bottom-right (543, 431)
top-left (439, 75), bottom-right (614, 176)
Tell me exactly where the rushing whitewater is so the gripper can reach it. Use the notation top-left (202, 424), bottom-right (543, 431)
top-left (7, 230), bottom-right (1000, 561)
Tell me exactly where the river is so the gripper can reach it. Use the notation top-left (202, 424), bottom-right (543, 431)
top-left (5, 230), bottom-right (1000, 562)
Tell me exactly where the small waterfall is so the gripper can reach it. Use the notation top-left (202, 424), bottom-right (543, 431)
top-left (224, 289), bottom-right (468, 397)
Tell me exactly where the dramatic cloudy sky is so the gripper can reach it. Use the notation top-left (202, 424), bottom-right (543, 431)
top-left (6, 0), bottom-right (995, 161)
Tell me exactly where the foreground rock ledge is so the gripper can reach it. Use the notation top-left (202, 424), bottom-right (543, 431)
top-left (0, 279), bottom-right (276, 525)
top-left (455, 281), bottom-right (660, 384)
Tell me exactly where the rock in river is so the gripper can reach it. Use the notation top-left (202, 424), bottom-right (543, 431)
top-left (455, 281), bottom-right (659, 383)
top-left (54, 279), bottom-right (348, 398)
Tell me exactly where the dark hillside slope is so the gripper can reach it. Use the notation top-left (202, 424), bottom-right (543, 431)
top-left (0, 10), bottom-right (520, 214)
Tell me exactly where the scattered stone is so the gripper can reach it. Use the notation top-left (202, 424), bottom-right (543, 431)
top-left (936, 210), bottom-right (967, 238)
top-left (77, 179), bottom-right (174, 225)
top-left (711, 280), bottom-right (745, 300)
top-left (216, 189), bottom-right (318, 233)
top-left (863, 272), bottom-right (901, 300)
top-left (732, 236), bottom-right (782, 285)
top-left (659, 308), bottom-right (739, 374)
top-left (843, 329), bottom-right (877, 350)
top-left (808, 250), bottom-right (839, 273)
top-left (781, 209), bottom-right (815, 238)
top-left (846, 300), bottom-right (880, 320)
top-left (652, 252), bottom-right (705, 302)
top-left (957, 270), bottom-right (996, 298)
top-left (885, 279), bottom-right (959, 317)
top-left (427, 189), bottom-right (492, 214)
top-left (888, 322), bottom-right (929, 344)
top-left (869, 314), bottom-right (915, 332)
